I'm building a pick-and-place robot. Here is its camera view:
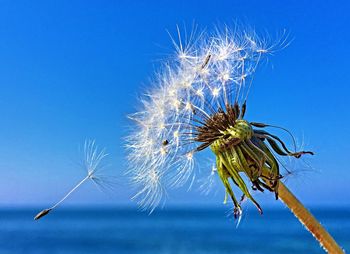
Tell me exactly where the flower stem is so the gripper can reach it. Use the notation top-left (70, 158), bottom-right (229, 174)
top-left (277, 182), bottom-right (344, 253)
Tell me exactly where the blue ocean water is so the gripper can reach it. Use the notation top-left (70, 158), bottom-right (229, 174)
top-left (1, 207), bottom-right (349, 254)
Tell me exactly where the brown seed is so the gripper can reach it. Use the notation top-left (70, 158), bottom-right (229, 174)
top-left (201, 54), bottom-right (211, 69)
top-left (34, 208), bottom-right (51, 220)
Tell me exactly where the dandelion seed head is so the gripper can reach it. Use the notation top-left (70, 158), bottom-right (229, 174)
top-left (126, 24), bottom-right (282, 211)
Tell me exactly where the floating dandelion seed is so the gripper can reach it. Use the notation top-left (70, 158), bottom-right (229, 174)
top-left (126, 25), bottom-right (344, 253)
top-left (34, 140), bottom-right (109, 220)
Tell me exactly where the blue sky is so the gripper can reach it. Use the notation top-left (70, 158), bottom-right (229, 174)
top-left (0, 0), bottom-right (349, 208)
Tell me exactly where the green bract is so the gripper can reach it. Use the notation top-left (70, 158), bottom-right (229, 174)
top-left (201, 102), bottom-right (313, 217)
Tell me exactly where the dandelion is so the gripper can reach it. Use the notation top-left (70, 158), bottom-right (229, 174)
top-left (126, 25), bottom-right (344, 253)
top-left (34, 140), bottom-right (109, 220)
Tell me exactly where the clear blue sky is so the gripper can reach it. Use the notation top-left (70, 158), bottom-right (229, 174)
top-left (0, 0), bottom-right (349, 208)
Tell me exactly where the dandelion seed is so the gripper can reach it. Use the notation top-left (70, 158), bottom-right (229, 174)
top-left (34, 140), bottom-right (109, 220)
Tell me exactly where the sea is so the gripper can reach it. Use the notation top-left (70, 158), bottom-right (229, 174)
top-left (1, 207), bottom-right (349, 254)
